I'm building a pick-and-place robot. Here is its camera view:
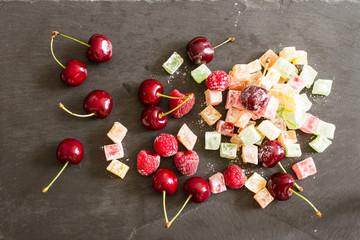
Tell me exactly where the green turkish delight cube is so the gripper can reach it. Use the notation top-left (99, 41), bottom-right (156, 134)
top-left (191, 64), bottom-right (211, 83)
top-left (205, 131), bottom-right (222, 150)
top-left (309, 135), bottom-right (332, 152)
top-left (285, 143), bottom-right (302, 157)
top-left (315, 120), bottom-right (336, 139)
top-left (272, 57), bottom-right (298, 79)
top-left (220, 143), bottom-right (238, 159)
top-left (162, 52), bottom-right (184, 74)
top-left (300, 65), bottom-right (317, 88)
top-left (312, 79), bottom-right (333, 96)
top-left (238, 125), bottom-right (262, 147)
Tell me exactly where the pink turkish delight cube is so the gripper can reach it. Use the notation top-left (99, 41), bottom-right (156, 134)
top-left (216, 120), bottom-right (234, 137)
top-left (205, 89), bottom-right (222, 106)
top-left (209, 172), bottom-right (227, 194)
top-left (242, 145), bottom-right (258, 164)
top-left (104, 143), bottom-right (124, 161)
top-left (234, 110), bottom-right (253, 129)
top-left (300, 113), bottom-right (319, 134)
top-left (256, 96), bottom-right (279, 120)
top-left (287, 74), bottom-right (307, 93)
top-left (292, 157), bottom-right (317, 179)
top-left (225, 107), bottom-right (242, 124)
top-left (225, 90), bottom-right (241, 109)
top-left (271, 118), bottom-right (287, 133)
top-left (231, 64), bottom-right (250, 82)
top-left (107, 122), bottom-right (128, 144)
top-left (254, 188), bottom-right (274, 208)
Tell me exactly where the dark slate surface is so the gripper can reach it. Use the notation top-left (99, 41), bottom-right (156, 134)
top-left (0, 1), bottom-right (359, 239)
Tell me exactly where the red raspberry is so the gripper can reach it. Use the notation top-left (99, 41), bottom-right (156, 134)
top-left (137, 150), bottom-right (160, 176)
top-left (174, 150), bottom-right (199, 176)
top-left (224, 164), bottom-right (246, 189)
top-left (154, 133), bottom-right (178, 157)
top-left (169, 90), bottom-right (195, 118)
top-left (206, 71), bottom-right (230, 91)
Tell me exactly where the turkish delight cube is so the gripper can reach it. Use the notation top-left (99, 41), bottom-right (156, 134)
top-left (162, 52), bottom-right (183, 74)
top-left (238, 125), bottom-right (262, 146)
top-left (242, 145), bottom-right (258, 164)
top-left (259, 76), bottom-right (274, 90)
top-left (312, 79), bottom-right (333, 96)
top-left (229, 74), bottom-right (247, 90)
top-left (292, 157), bottom-right (317, 179)
top-left (293, 50), bottom-right (308, 65)
top-left (209, 172), bottom-right (227, 194)
top-left (177, 123), bottom-right (197, 150)
top-left (254, 188), bottom-right (274, 208)
top-left (266, 67), bottom-right (281, 84)
top-left (191, 64), bottom-right (211, 83)
top-left (257, 96), bottom-right (280, 120)
top-left (285, 143), bottom-right (302, 157)
top-left (216, 120), bottom-right (235, 137)
top-left (254, 130), bottom-right (265, 146)
top-left (200, 105), bottom-right (222, 126)
top-left (107, 122), bottom-right (128, 144)
top-left (282, 109), bottom-right (307, 130)
top-left (220, 143), bottom-right (238, 159)
top-left (300, 113), bottom-right (319, 134)
top-left (225, 90), bottom-right (241, 109)
top-left (260, 49), bottom-right (279, 68)
top-left (245, 172), bottom-right (267, 193)
top-left (271, 117), bottom-right (287, 133)
top-left (234, 110), bottom-right (253, 129)
top-left (104, 143), bottom-right (124, 161)
top-left (315, 120), bottom-right (336, 139)
top-left (205, 89), bottom-right (222, 106)
top-left (278, 130), bottom-right (297, 145)
top-left (279, 47), bottom-right (297, 62)
top-left (272, 57), bottom-right (297, 79)
top-left (205, 131), bottom-right (222, 150)
top-left (249, 71), bottom-right (263, 83)
top-left (230, 134), bottom-right (243, 150)
top-left (287, 74), bottom-right (307, 93)
top-left (225, 107), bottom-right (242, 124)
top-left (300, 65), bottom-right (318, 88)
top-left (257, 120), bottom-right (281, 140)
top-left (106, 160), bottom-right (130, 179)
top-left (299, 93), bottom-right (312, 112)
top-left (231, 64), bottom-right (250, 82)
top-left (309, 135), bottom-right (332, 152)
top-left (248, 59), bottom-right (262, 73)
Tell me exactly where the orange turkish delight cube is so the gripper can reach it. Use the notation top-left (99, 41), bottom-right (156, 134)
top-left (260, 49), bottom-right (279, 68)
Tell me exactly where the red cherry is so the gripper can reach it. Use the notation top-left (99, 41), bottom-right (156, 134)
top-left (259, 140), bottom-right (285, 168)
top-left (141, 106), bottom-right (168, 131)
top-left (240, 85), bottom-right (269, 112)
top-left (138, 79), bottom-right (164, 106)
top-left (83, 90), bottom-right (113, 119)
top-left (183, 177), bottom-right (211, 203)
top-left (43, 138), bottom-right (84, 193)
top-left (152, 168), bottom-right (178, 195)
top-left (86, 34), bottom-right (113, 63)
top-left (60, 59), bottom-right (87, 87)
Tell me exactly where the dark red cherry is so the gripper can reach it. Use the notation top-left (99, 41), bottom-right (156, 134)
top-left (138, 79), bottom-right (164, 106)
top-left (259, 140), bottom-right (286, 168)
top-left (83, 90), bottom-right (113, 118)
top-left (60, 59), bottom-right (87, 87)
top-left (141, 106), bottom-right (168, 131)
top-left (186, 36), bottom-right (214, 65)
top-left (183, 176), bottom-right (211, 203)
top-left (268, 172), bottom-right (295, 201)
top-left (152, 168), bottom-right (178, 195)
top-left (86, 34), bottom-right (113, 63)
top-left (240, 85), bottom-right (269, 112)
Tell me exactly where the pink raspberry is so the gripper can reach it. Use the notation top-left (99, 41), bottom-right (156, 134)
top-left (137, 150), bottom-right (160, 176)
top-left (153, 133), bottom-right (178, 157)
top-left (174, 150), bottom-right (199, 176)
top-left (224, 164), bottom-right (246, 189)
top-left (206, 71), bottom-right (230, 91)
top-left (169, 90), bottom-right (195, 118)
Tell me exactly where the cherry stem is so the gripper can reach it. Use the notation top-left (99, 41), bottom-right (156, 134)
top-left (166, 194), bottom-right (192, 229)
top-left (51, 31), bottom-right (66, 69)
top-left (277, 162), bottom-right (303, 192)
top-left (289, 189), bottom-right (321, 218)
top-left (54, 31), bottom-right (91, 48)
top-left (259, 58), bottom-right (270, 85)
top-left (58, 102), bottom-right (95, 118)
top-left (159, 94), bottom-right (194, 118)
top-left (162, 190), bottom-right (169, 224)
top-left (42, 161), bottom-right (69, 193)
top-left (213, 37), bottom-right (235, 49)
top-left (156, 93), bottom-right (189, 100)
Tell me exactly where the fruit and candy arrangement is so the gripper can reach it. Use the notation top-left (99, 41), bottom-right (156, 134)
top-left (43, 32), bottom-right (336, 228)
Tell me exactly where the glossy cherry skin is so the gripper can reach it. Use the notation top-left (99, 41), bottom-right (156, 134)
top-left (60, 59), bottom-right (87, 87)
top-left (268, 172), bottom-right (295, 201)
top-left (138, 79), bottom-right (164, 106)
top-left (259, 140), bottom-right (286, 168)
top-left (152, 168), bottom-right (178, 195)
top-left (86, 34), bottom-right (113, 63)
top-left (83, 90), bottom-right (113, 119)
top-left (240, 85), bottom-right (269, 112)
top-left (186, 36), bottom-right (214, 65)
top-left (183, 177), bottom-right (211, 203)
top-left (56, 138), bottom-right (84, 165)
top-left (141, 106), bottom-right (168, 131)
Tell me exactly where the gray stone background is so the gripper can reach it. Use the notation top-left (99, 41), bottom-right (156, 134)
top-left (0, 0), bottom-right (359, 239)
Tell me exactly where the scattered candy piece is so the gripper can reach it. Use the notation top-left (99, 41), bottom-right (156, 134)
top-left (257, 120), bottom-right (282, 140)
top-left (282, 109), bottom-right (307, 130)
top-left (191, 64), bottom-right (211, 83)
top-left (285, 143), bottom-right (302, 157)
top-left (104, 143), bottom-right (124, 161)
top-left (272, 57), bottom-right (298, 80)
top-left (238, 125), bottom-right (262, 146)
top-left (298, 93), bottom-right (312, 112)
top-left (309, 135), bottom-right (332, 152)
top-left (293, 50), bottom-right (308, 65)
top-left (224, 164), bottom-right (246, 189)
top-left (220, 143), bottom-right (238, 159)
top-left (107, 160), bottom-right (130, 179)
top-left (292, 157), bottom-right (317, 179)
top-left (234, 110), bottom-right (253, 129)
top-left (300, 113), bottom-right (319, 134)
top-left (254, 187), bottom-right (274, 208)
top-left (247, 59), bottom-right (262, 73)
top-left (279, 47), bottom-right (297, 62)
top-left (300, 64), bottom-right (317, 88)
top-left (174, 150), bottom-right (199, 176)
top-left (278, 130), bottom-right (297, 145)
top-left (287, 74), bottom-right (307, 93)
top-left (245, 172), bottom-right (267, 193)
top-left (315, 120), bottom-right (336, 139)
top-left (107, 122), bottom-right (128, 144)
top-left (312, 79), bottom-right (333, 96)
top-left (225, 107), bottom-right (242, 124)
top-left (266, 67), bottom-right (281, 84)
top-left (205, 89), bottom-right (222, 106)
top-left (271, 117), bottom-right (287, 133)
top-left (209, 172), bottom-right (227, 194)
top-left (177, 123), bottom-right (197, 150)
top-left (230, 64), bottom-right (250, 82)
top-left (242, 145), bottom-right (258, 164)
top-left (216, 120), bottom-right (235, 137)
top-left (205, 131), bottom-right (222, 150)
top-left (257, 95), bottom-right (280, 119)
top-left (200, 105), bottom-right (222, 126)
top-left (230, 133), bottom-right (243, 150)
top-left (162, 52), bottom-right (183, 74)
top-left (225, 90), bottom-right (242, 109)
top-left (259, 49), bottom-right (279, 68)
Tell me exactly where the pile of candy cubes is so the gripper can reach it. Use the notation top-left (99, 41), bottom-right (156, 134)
top-left (200, 47), bottom-right (335, 208)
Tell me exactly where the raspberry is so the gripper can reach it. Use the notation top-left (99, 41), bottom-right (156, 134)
top-left (169, 89), bottom-right (195, 118)
top-left (224, 164), bottom-right (246, 189)
top-left (154, 133), bottom-right (178, 157)
top-left (137, 150), bottom-right (160, 176)
top-left (174, 150), bottom-right (199, 176)
top-left (206, 71), bottom-right (230, 91)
